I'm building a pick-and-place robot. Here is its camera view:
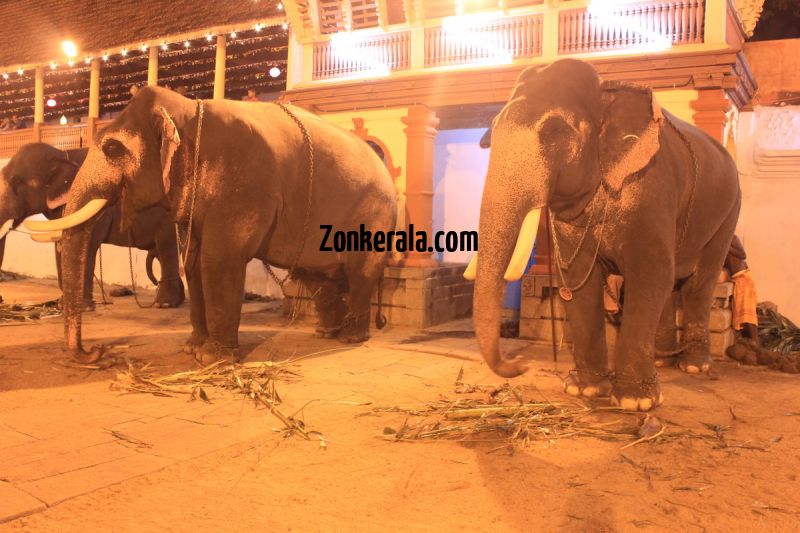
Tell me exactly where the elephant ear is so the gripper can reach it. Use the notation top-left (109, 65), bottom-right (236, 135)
top-left (155, 106), bottom-right (181, 195)
top-left (599, 81), bottom-right (664, 192)
top-left (45, 155), bottom-right (79, 210)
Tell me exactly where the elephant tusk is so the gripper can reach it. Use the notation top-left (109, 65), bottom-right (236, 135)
top-left (0, 219), bottom-right (13, 240)
top-left (463, 253), bottom-right (477, 280)
top-left (503, 208), bottom-right (541, 282)
top-left (24, 199), bottom-right (108, 231)
top-left (30, 230), bottom-right (63, 243)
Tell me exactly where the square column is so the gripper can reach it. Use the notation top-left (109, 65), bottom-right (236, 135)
top-left (691, 89), bottom-right (732, 143)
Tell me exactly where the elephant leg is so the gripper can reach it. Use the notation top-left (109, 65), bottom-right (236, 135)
top-left (183, 246), bottom-right (208, 356)
top-left (194, 247), bottom-right (247, 365)
top-left (307, 272), bottom-right (347, 339)
top-left (678, 207), bottom-right (739, 374)
top-left (338, 251), bottom-right (385, 344)
top-left (563, 264), bottom-right (612, 398)
top-left (654, 291), bottom-right (679, 368)
top-left (611, 264), bottom-right (673, 411)
top-left (153, 216), bottom-right (185, 308)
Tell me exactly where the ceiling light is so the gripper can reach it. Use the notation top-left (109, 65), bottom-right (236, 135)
top-left (61, 40), bottom-right (78, 58)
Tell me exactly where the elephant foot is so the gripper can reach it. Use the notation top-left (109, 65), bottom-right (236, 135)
top-left (155, 278), bottom-right (185, 309)
top-left (563, 369), bottom-right (612, 398)
top-left (678, 351), bottom-right (712, 374)
top-left (337, 312), bottom-right (369, 344)
top-left (183, 331), bottom-right (208, 355)
top-left (314, 325), bottom-right (341, 339)
top-left (654, 356), bottom-right (678, 368)
top-left (338, 329), bottom-right (369, 344)
top-left (610, 375), bottom-right (663, 412)
top-left (83, 299), bottom-right (96, 312)
top-left (194, 340), bottom-right (241, 366)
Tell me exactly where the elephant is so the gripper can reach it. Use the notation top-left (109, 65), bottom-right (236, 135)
top-left (27, 87), bottom-right (397, 364)
top-left (466, 59), bottom-right (740, 411)
top-left (0, 143), bottom-right (184, 308)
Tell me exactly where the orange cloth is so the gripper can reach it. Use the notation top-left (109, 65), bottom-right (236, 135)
top-left (731, 269), bottom-right (758, 330)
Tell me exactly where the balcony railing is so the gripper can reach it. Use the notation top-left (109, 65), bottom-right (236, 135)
top-left (424, 14), bottom-right (543, 68)
top-left (558, 0), bottom-right (705, 54)
top-left (309, 0), bottom-right (710, 81)
top-left (313, 31), bottom-right (411, 80)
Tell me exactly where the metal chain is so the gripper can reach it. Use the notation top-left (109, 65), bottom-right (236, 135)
top-left (552, 186), bottom-right (604, 271)
top-left (265, 102), bottom-right (315, 290)
top-left (550, 189), bottom-right (610, 295)
top-left (175, 99), bottom-right (205, 276)
top-left (668, 118), bottom-right (699, 252)
top-left (127, 235), bottom-right (156, 309)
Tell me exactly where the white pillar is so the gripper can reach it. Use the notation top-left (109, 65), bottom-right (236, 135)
top-left (89, 59), bottom-right (100, 119)
top-left (147, 46), bottom-right (158, 86)
top-left (214, 34), bottom-right (226, 100)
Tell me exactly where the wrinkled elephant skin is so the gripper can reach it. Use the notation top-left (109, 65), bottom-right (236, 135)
top-left (473, 59), bottom-right (740, 411)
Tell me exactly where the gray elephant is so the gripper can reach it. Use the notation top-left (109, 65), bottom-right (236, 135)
top-left (0, 143), bottom-right (184, 308)
top-left (27, 87), bottom-right (397, 364)
top-left (466, 59), bottom-right (740, 411)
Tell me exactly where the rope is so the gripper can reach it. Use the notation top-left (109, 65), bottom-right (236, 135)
top-left (95, 246), bottom-right (110, 305)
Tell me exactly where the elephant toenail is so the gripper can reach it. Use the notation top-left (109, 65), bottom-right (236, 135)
top-left (640, 398), bottom-right (653, 411)
top-left (610, 396), bottom-right (620, 406)
top-left (620, 397), bottom-right (639, 411)
top-left (565, 384), bottom-right (580, 396)
top-left (582, 386), bottom-right (598, 397)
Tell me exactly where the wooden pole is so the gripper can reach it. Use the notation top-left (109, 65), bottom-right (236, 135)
top-left (213, 34), bottom-right (226, 100)
top-left (147, 46), bottom-right (158, 86)
top-left (34, 66), bottom-right (44, 141)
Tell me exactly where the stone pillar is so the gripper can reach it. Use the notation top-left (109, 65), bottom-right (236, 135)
top-left (213, 34), bottom-right (226, 100)
top-left (147, 46), bottom-right (159, 86)
top-left (690, 89), bottom-right (731, 143)
top-left (400, 105), bottom-right (439, 268)
top-left (33, 66), bottom-right (44, 141)
top-left (87, 58), bottom-right (101, 141)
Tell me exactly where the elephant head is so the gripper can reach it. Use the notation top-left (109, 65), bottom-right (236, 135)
top-left (468, 59), bottom-right (664, 378)
top-left (0, 143), bottom-right (84, 265)
top-left (24, 87), bottom-right (194, 362)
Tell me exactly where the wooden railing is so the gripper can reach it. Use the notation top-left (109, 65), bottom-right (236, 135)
top-left (313, 31), bottom-right (411, 80)
top-left (0, 121), bottom-right (111, 159)
top-left (40, 124), bottom-right (87, 151)
top-left (0, 129), bottom-right (35, 159)
top-left (558, 0), bottom-right (705, 54)
top-left (424, 14), bottom-right (543, 68)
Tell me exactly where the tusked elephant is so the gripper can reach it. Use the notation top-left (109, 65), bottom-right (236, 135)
top-left (27, 87), bottom-right (397, 364)
top-left (465, 59), bottom-right (740, 411)
top-left (0, 143), bottom-right (184, 308)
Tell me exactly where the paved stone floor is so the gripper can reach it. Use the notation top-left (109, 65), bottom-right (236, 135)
top-left (1, 277), bottom-right (799, 531)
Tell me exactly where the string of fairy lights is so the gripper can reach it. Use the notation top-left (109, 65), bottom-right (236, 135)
top-left (0, 16), bottom-right (290, 121)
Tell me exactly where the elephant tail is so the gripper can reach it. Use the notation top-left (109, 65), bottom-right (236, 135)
top-left (145, 249), bottom-right (159, 286)
top-left (375, 275), bottom-right (387, 330)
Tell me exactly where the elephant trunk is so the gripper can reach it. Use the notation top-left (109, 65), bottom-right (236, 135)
top-left (473, 191), bottom-right (541, 378)
top-left (60, 197), bottom-right (104, 363)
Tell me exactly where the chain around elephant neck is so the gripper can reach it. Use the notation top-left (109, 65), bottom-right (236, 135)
top-left (175, 99), bottom-right (204, 273)
top-left (550, 189), bottom-right (610, 301)
top-left (668, 118), bottom-right (699, 252)
top-left (267, 102), bottom-right (315, 287)
top-left (552, 186), bottom-right (605, 270)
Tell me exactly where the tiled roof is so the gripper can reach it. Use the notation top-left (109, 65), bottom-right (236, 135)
top-left (0, 0), bottom-right (283, 68)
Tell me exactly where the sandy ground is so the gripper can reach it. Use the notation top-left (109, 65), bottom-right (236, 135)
top-left (1, 276), bottom-right (799, 532)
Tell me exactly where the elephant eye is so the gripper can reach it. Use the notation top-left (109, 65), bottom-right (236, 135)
top-left (538, 116), bottom-right (573, 146)
top-left (102, 138), bottom-right (127, 159)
